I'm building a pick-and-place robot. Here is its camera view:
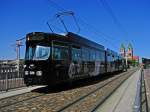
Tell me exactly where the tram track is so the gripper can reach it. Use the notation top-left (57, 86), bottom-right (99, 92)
top-left (0, 91), bottom-right (45, 109)
top-left (91, 69), bottom-right (137, 112)
top-left (57, 69), bottom-right (137, 112)
top-left (0, 69), bottom-right (137, 112)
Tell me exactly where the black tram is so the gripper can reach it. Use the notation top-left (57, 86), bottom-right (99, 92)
top-left (142, 58), bottom-right (150, 69)
top-left (24, 32), bottom-right (125, 86)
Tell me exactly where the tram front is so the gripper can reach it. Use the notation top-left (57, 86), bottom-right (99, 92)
top-left (24, 32), bottom-right (52, 86)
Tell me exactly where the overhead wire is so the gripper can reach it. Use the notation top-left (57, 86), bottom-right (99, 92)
top-left (48, 0), bottom-right (66, 12)
top-left (97, 0), bottom-right (129, 43)
top-left (47, 0), bottom-right (121, 50)
top-left (76, 16), bottom-right (120, 49)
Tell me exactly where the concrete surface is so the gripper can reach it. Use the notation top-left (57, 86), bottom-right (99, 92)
top-left (96, 70), bottom-right (140, 112)
top-left (144, 69), bottom-right (150, 110)
top-left (0, 86), bottom-right (45, 99)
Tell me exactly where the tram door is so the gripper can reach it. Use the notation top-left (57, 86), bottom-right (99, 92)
top-left (52, 41), bottom-right (70, 81)
top-left (68, 46), bottom-right (82, 79)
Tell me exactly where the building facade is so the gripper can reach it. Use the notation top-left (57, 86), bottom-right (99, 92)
top-left (120, 43), bottom-right (126, 57)
top-left (127, 43), bottom-right (133, 60)
top-left (120, 43), bottom-right (139, 66)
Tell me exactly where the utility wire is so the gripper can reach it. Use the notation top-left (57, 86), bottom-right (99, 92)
top-left (76, 16), bottom-right (119, 49)
top-left (48, 0), bottom-right (66, 12)
top-left (47, 0), bottom-right (120, 49)
top-left (77, 15), bottom-right (122, 43)
top-left (97, 0), bottom-right (129, 41)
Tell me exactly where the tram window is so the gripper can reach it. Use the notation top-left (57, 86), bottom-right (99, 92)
top-left (96, 51), bottom-right (100, 61)
top-left (107, 53), bottom-right (111, 62)
top-left (90, 50), bottom-right (96, 61)
top-left (96, 51), bottom-right (105, 61)
top-left (82, 48), bottom-right (90, 61)
top-left (34, 46), bottom-right (50, 60)
top-left (72, 48), bottom-right (81, 61)
top-left (25, 46), bottom-right (35, 60)
top-left (53, 46), bottom-right (69, 60)
top-left (25, 45), bottom-right (50, 60)
top-left (100, 51), bottom-right (105, 61)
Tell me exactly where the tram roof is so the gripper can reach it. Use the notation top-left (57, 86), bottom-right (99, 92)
top-left (106, 48), bottom-right (118, 56)
top-left (26, 32), bottom-right (105, 50)
top-left (66, 32), bottom-right (104, 50)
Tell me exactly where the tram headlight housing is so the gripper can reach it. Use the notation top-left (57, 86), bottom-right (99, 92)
top-left (30, 71), bottom-right (35, 75)
top-left (25, 71), bottom-right (29, 75)
top-left (36, 71), bottom-right (42, 76)
top-left (23, 65), bottom-right (27, 68)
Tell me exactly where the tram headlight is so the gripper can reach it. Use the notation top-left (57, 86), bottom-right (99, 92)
top-left (25, 71), bottom-right (29, 75)
top-left (30, 71), bottom-right (35, 75)
top-left (23, 65), bottom-right (27, 68)
top-left (36, 71), bottom-right (42, 76)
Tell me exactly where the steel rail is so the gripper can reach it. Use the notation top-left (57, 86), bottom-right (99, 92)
top-left (57, 69), bottom-right (137, 112)
top-left (0, 91), bottom-right (45, 110)
top-left (90, 69), bottom-right (137, 112)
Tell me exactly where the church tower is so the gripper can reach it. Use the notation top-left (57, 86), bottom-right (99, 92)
top-left (120, 43), bottom-right (126, 57)
top-left (127, 43), bottom-right (133, 60)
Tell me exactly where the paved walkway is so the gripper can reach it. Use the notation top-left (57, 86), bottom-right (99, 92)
top-left (0, 86), bottom-right (45, 99)
top-left (96, 70), bottom-right (140, 112)
top-left (144, 69), bottom-right (150, 110)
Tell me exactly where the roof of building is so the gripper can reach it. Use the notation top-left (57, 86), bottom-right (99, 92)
top-left (120, 43), bottom-right (125, 49)
top-left (128, 43), bottom-right (133, 49)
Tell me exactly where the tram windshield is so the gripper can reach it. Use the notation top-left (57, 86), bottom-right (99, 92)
top-left (25, 45), bottom-right (50, 60)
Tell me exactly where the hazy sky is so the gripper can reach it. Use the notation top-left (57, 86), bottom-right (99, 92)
top-left (0, 0), bottom-right (150, 59)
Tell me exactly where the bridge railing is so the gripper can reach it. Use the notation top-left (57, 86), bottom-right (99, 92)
top-left (0, 64), bottom-right (25, 92)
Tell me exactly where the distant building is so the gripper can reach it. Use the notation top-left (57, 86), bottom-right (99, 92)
top-left (0, 59), bottom-right (24, 71)
top-left (0, 59), bottom-right (24, 65)
top-left (120, 43), bottom-right (139, 66)
top-left (127, 43), bottom-right (133, 60)
top-left (133, 56), bottom-right (139, 62)
top-left (120, 43), bottom-right (126, 57)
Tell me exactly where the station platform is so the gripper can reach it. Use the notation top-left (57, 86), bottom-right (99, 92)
top-left (96, 69), bottom-right (142, 112)
top-left (0, 86), bottom-right (45, 99)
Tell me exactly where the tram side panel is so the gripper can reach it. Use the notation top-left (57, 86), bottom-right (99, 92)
top-left (68, 46), bottom-right (105, 80)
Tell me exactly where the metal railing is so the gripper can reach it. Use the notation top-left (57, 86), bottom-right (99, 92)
top-left (134, 69), bottom-right (149, 112)
top-left (0, 64), bottom-right (25, 92)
